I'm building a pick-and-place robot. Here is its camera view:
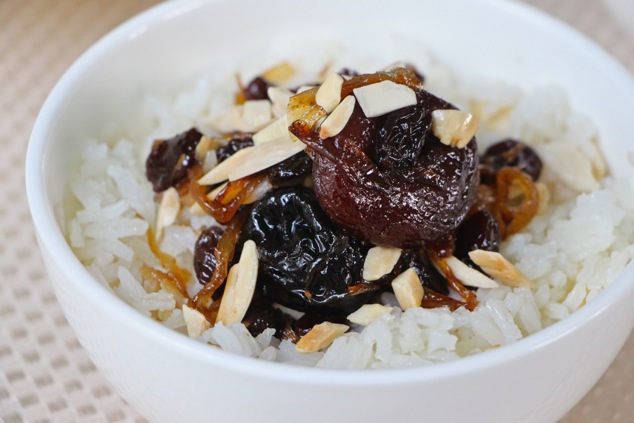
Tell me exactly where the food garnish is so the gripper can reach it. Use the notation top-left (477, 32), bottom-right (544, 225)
top-left (142, 63), bottom-right (544, 350)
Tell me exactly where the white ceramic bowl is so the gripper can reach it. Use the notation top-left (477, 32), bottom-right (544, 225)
top-left (26, 0), bottom-right (634, 422)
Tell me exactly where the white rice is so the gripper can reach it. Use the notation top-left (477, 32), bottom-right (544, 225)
top-left (63, 48), bottom-right (634, 369)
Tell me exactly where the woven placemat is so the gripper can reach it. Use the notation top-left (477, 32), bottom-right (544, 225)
top-left (1, 0), bottom-right (632, 422)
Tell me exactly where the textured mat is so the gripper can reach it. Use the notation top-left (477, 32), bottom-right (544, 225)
top-left (1, 0), bottom-right (632, 422)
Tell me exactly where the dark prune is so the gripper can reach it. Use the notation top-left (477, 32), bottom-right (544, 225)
top-left (193, 226), bottom-right (224, 285)
top-left (243, 76), bottom-right (271, 101)
top-left (145, 128), bottom-right (202, 192)
top-left (238, 187), bottom-right (375, 313)
top-left (267, 151), bottom-right (313, 184)
top-left (480, 139), bottom-right (542, 184)
top-left (293, 85), bottom-right (479, 248)
top-left (243, 295), bottom-right (296, 339)
top-left (454, 210), bottom-right (501, 267)
top-left (374, 101), bottom-right (429, 170)
top-left (216, 135), bottom-right (254, 163)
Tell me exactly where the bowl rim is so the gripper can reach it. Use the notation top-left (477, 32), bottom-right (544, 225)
top-left (25, 0), bottom-right (634, 386)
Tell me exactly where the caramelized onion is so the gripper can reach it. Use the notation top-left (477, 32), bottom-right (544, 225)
top-left (146, 227), bottom-right (191, 296)
top-left (190, 166), bottom-right (269, 225)
top-left (495, 167), bottom-right (539, 237)
top-left (193, 209), bottom-right (249, 311)
top-left (429, 251), bottom-right (478, 311)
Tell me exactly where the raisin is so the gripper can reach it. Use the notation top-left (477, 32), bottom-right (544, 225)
top-left (193, 226), bottom-right (224, 285)
top-left (216, 135), bottom-right (254, 163)
top-left (480, 139), bottom-right (542, 184)
top-left (242, 76), bottom-right (271, 101)
top-left (454, 210), bottom-right (501, 267)
top-left (267, 151), bottom-right (313, 184)
top-left (243, 295), bottom-right (296, 339)
top-left (145, 128), bottom-right (202, 192)
top-left (238, 187), bottom-right (375, 313)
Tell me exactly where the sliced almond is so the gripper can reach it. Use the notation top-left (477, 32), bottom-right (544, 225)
top-left (253, 116), bottom-right (290, 145)
top-left (319, 95), bottom-right (356, 139)
top-left (431, 109), bottom-right (478, 149)
top-left (227, 137), bottom-right (306, 182)
top-left (182, 304), bottom-right (211, 338)
top-left (209, 100), bottom-right (273, 133)
top-left (195, 135), bottom-right (217, 162)
top-left (362, 245), bottom-right (402, 281)
top-left (315, 73), bottom-right (344, 113)
top-left (391, 268), bottom-right (424, 310)
top-left (242, 100), bottom-right (273, 130)
top-left (225, 137), bottom-right (305, 182)
top-left (468, 250), bottom-right (535, 288)
top-left (261, 61), bottom-right (295, 84)
top-left (347, 304), bottom-right (393, 326)
top-left (441, 256), bottom-right (499, 289)
top-left (198, 146), bottom-right (255, 186)
top-left (535, 182), bottom-right (550, 215)
top-left (296, 321), bottom-right (349, 353)
top-left (353, 80), bottom-right (417, 118)
top-left (267, 87), bottom-right (294, 118)
top-left (216, 240), bottom-right (259, 325)
top-left (296, 85), bottom-right (316, 94)
top-left (155, 187), bottom-right (180, 240)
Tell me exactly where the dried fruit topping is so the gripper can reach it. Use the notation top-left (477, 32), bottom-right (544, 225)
top-left (454, 210), bottom-right (501, 267)
top-left (238, 187), bottom-right (376, 313)
top-left (242, 76), bottom-right (271, 101)
top-left (291, 83), bottom-right (478, 248)
top-left (242, 295), bottom-right (297, 339)
top-left (194, 226), bottom-right (224, 285)
top-left (216, 134), bottom-right (255, 163)
top-left (267, 151), bottom-right (312, 185)
top-left (146, 128), bottom-right (203, 192)
top-left (480, 138), bottom-right (542, 184)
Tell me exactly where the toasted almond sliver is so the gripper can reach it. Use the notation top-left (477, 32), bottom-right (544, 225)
top-left (442, 256), bottom-right (499, 289)
top-left (261, 61), bottom-right (295, 84)
top-left (253, 116), bottom-right (290, 145)
top-left (319, 95), bottom-right (356, 139)
top-left (362, 245), bottom-right (402, 281)
top-left (242, 100), bottom-right (273, 131)
top-left (182, 304), bottom-right (211, 338)
top-left (195, 135), bottom-right (215, 162)
top-left (347, 304), bottom-right (393, 326)
top-left (297, 85), bottom-right (316, 94)
top-left (216, 240), bottom-right (259, 325)
top-left (353, 80), bottom-right (417, 118)
top-left (198, 146), bottom-right (255, 186)
top-left (209, 101), bottom-right (273, 133)
top-left (535, 182), bottom-right (550, 215)
top-left (315, 73), bottom-right (344, 113)
top-left (156, 187), bottom-right (180, 240)
top-left (267, 87), bottom-right (294, 118)
top-left (391, 268), bottom-right (424, 310)
top-left (228, 137), bottom-right (306, 182)
top-left (431, 109), bottom-right (478, 149)
top-left (296, 321), bottom-right (349, 353)
top-left (468, 250), bottom-right (535, 288)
